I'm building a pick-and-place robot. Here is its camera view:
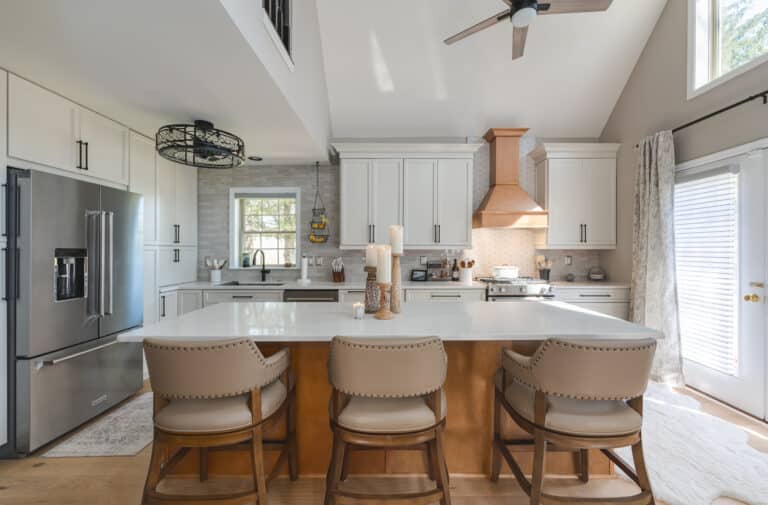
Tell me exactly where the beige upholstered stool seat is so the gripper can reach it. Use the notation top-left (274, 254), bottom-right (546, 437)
top-left (504, 381), bottom-right (641, 437)
top-left (154, 379), bottom-right (287, 434)
top-left (336, 391), bottom-right (447, 434)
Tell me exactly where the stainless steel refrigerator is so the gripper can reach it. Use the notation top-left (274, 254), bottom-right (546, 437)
top-left (3, 168), bottom-right (144, 456)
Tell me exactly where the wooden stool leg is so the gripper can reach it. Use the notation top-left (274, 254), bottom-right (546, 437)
top-left (142, 436), bottom-right (165, 505)
top-left (631, 438), bottom-right (655, 502)
top-left (578, 449), bottom-right (589, 483)
top-left (490, 392), bottom-right (502, 482)
top-left (529, 430), bottom-right (547, 505)
top-left (425, 442), bottom-right (437, 481)
top-left (287, 389), bottom-right (299, 481)
top-left (339, 445), bottom-right (350, 481)
top-left (251, 425), bottom-right (269, 505)
top-left (431, 428), bottom-right (452, 505)
top-left (199, 447), bottom-right (209, 482)
top-left (324, 432), bottom-right (346, 505)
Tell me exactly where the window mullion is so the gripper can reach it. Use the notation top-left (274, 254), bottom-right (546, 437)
top-left (710, 0), bottom-right (720, 80)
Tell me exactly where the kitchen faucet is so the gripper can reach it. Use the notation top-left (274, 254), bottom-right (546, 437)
top-left (252, 249), bottom-right (271, 282)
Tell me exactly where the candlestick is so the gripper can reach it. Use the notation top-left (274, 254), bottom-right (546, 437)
top-left (365, 244), bottom-right (378, 267)
top-left (377, 245), bottom-right (391, 283)
top-left (391, 253), bottom-right (402, 313)
top-left (364, 266), bottom-right (380, 313)
top-left (389, 225), bottom-right (403, 255)
top-left (375, 282), bottom-right (394, 320)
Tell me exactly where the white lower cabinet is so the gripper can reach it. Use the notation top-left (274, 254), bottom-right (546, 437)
top-left (158, 291), bottom-right (178, 320)
top-left (554, 286), bottom-right (630, 320)
top-left (405, 289), bottom-right (485, 302)
top-left (340, 289), bottom-right (366, 304)
top-left (178, 290), bottom-right (203, 315)
top-left (142, 248), bottom-right (158, 325)
top-left (203, 290), bottom-right (283, 306)
top-left (157, 246), bottom-right (198, 287)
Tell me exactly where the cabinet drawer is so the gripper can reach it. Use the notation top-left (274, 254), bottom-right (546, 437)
top-left (203, 290), bottom-right (282, 306)
top-left (405, 289), bottom-right (485, 302)
top-left (554, 287), bottom-right (630, 303)
top-left (568, 302), bottom-right (630, 321)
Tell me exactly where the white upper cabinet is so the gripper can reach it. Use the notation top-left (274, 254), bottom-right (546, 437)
top-left (7, 75), bottom-right (128, 186)
top-left (8, 75), bottom-right (77, 172)
top-left (403, 159), bottom-right (436, 247)
top-left (531, 143), bottom-right (619, 250)
top-left (129, 132), bottom-right (157, 244)
top-left (371, 159), bottom-right (403, 244)
top-left (156, 156), bottom-right (197, 247)
top-left (77, 108), bottom-right (128, 185)
top-left (335, 143), bottom-right (479, 250)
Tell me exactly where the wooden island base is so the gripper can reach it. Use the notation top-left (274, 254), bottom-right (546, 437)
top-left (170, 342), bottom-right (611, 477)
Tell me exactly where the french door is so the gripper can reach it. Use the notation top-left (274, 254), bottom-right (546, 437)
top-left (674, 148), bottom-right (767, 420)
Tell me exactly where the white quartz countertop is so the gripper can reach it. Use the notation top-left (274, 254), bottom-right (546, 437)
top-left (161, 280), bottom-right (487, 292)
top-left (118, 301), bottom-right (657, 343)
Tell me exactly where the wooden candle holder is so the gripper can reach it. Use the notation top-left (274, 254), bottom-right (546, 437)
top-left (374, 283), bottom-right (394, 320)
top-left (391, 254), bottom-right (402, 313)
top-left (364, 266), bottom-right (380, 314)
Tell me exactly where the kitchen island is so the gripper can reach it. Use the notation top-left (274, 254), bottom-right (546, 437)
top-left (120, 301), bottom-right (657, 477)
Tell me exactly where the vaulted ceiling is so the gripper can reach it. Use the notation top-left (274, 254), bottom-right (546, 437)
top-left (316, 0), bottom-right (667, 139)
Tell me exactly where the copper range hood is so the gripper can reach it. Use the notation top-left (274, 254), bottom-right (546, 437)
top-left (473, 128), bottom-right (547, 229)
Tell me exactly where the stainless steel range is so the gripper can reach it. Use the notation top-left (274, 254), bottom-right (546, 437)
top-left (479, 277), bottom-right (554, 301)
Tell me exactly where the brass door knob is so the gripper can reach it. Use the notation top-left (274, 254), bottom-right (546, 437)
top-left (744, 294), bottom-right (761, 303)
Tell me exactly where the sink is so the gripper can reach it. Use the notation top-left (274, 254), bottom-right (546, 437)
top-left (218, 281), bottom-right (285, 287)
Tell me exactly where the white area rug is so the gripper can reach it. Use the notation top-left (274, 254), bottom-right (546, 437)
top-left (617, 383), bottom-right (768, 505)
top-left (42, 392), bottom-right (153, 458)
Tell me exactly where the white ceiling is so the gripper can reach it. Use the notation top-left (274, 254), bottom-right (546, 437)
top-left (0, 0), bottom-right (329, 163)
top-left (316, 0), bottom-right (667, 139)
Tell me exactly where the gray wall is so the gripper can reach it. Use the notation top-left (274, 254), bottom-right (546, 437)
top-left (599, 0), bottom-right (768, 281)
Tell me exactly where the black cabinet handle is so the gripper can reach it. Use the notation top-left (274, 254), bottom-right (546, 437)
top-left (160, 295), bottom-right (166, 318)
top-left (438, 225), bottom-right (441, 244)
top-left (173, 248), bottom-right (180, 263)
top-left (173, 224), bottom-right (180, 244)
top-left (1, 184), bottom-right (6, 237)
top-left (372, 224), bottom-right (375, 242)
top-left (76, 141), bottom-right (83, 169)
top-left (83, 142), bottom-right (89, 170)
top-left (584, 224), bottom-right (587, 243)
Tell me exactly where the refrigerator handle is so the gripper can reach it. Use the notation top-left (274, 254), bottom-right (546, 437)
top-left (99, 211), bottom-right (106, 317)
top-left (106, 212), bottom-right (114, 315)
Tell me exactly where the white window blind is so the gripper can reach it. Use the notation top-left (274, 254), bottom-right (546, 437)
top-left (674, 170), bottom-right (739, 376)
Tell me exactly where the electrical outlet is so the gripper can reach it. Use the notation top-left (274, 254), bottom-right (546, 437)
top-left (315, 256), bottom-right (324, 267)
top-left (420, 256), bottom-right (428, 265)
top-left (565, 255), bottom-right (573, 266)
top-left (306, 256), bottom-right (314, 267)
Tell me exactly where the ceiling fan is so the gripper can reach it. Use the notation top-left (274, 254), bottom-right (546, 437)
top-left (444, 0), bottom-right (613, 60)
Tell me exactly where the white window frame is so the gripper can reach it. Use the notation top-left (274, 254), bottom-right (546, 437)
top-left (688, 0), bottom-right (768, 99)
top-left (229, 187), bottom-right (301, 270)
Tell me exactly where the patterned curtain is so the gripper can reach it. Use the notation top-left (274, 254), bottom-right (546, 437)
top-left (632, 131), bottom-right (683, 385)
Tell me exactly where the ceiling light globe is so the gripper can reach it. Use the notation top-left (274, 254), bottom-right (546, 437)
top-left (512, 7), bottom-right (537, 28)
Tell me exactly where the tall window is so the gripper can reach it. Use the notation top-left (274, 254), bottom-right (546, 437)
top-left (264, 0), bottom-right (291, 56)
top-left (674, 170), bottom-right (740, 375)
top-left (231, 188), bottom-right (300, 269)
top-left (691, 0), bottom-right (768, 93)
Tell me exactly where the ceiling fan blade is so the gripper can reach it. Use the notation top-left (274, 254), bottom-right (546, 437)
top-left (444, 10), bottom-right (511, 45)
top-left (538, 0), bottom-right (612, 15)
top-left (512, 26), bottom-right (528, 60)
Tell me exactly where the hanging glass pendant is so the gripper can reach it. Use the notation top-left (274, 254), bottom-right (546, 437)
top-left (309, 162), bottom-right (330, 244)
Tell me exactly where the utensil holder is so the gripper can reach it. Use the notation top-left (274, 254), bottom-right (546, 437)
top-left (538, 268), bottom-right (551, 281)
top-left (459, 268), bottom-right (473, 285)
top-left (364, 267), bottom-right (380, 313)
top-left (209, 269), bottom-right (222, 285)
top-left (332, 268), bottom-right (345, 283)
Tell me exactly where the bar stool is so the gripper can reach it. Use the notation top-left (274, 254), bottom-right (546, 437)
top-left (324, 336), bottom-right (450, 505)
top-left (490, 338), bottom-right (657, 505)
top-left (142, 338), bottom-right (298, 505)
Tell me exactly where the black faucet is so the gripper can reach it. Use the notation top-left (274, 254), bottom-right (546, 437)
top-left (252, 249), bottom-right (271, 282)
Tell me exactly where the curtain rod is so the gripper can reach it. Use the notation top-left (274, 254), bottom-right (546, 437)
top-left (634, 88), bottom-right (768, 149)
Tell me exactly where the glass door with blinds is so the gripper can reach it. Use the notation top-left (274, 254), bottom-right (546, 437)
top-left (674, 150), bottom-right (767, 419)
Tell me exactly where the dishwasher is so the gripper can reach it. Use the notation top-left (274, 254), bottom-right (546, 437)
top-left (283, 290), bottom-right (339, 302)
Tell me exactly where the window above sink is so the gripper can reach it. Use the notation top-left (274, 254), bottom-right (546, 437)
top-left (229, 187), bottom-right (301, 270)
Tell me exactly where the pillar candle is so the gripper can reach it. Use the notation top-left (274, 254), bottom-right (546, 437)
top-left (376, 245), bottom-right (392, 283)
top-left (389, 225), bottom-right (404, 255)
top-left (365, 244), bottom-right (378, 267)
